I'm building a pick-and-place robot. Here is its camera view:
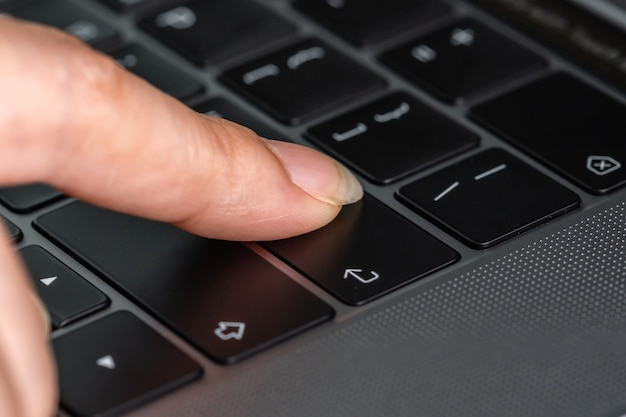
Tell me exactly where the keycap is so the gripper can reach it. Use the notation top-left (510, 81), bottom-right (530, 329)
top-left (53, 311), bottom-right (202, 417)
top-left (293, 0), bottom-right (450, 46)
top-left (264, 195), bottom-right (459, 305)
top-left (380, 18), bottom-right (545, 103)
top-left (20, 246), bottom-right (109, 328)
top-left (471, 73), bottom-right (626, 195)
top-left (138, 0), bottom-right (296, 65)
top-left (221, 38), bottom-right (386, 124)
top-left (0, 0), bottom-right (27, 10)
top-left (194, 98), bottom-right (288, 141)
top-left (306, 92), bottom-right (478, 184)
top-left (397, 149), bottom-right (581, 249)
top-left (0, 183), bottom-right (63, 213)
top-left (467, 0), bottom-right (626, 94)
top-left (3, 217), bottom-right (21, 242)
top-left (35, 202), bottom-right (334, 364)
top-left (8, 0), bottom-right (119, 50)
top-left (110, 43), bottom-right (203, 101)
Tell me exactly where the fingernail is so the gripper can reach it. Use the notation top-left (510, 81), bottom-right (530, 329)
top-left (264, 139), bottom-right (363, 206)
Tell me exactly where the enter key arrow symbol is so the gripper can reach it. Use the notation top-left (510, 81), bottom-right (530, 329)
top-left (343, 269), bottom-right (380, 284)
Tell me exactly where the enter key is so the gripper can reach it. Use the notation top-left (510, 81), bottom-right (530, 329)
top-left (264, 194), bottom-right (459, 305)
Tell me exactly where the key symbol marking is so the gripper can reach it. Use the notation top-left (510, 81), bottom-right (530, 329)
top-left (450, 28), bottom-right (475, 46)
top-left (214, 322), bottom-right (246, 341)
top-left (374, 102), bottom-right (410, 123)
top-left (156, 7), bottom-right (197, 30)
top-left (96, 355), bottom-right (116, 370)
top-left (344, 269), bottom-right (380, 284)
top-left (243, 64), bottom-right (280, 85)
top-left (65, 21), bottom-right (99, 42)
top-left (332, 123), bottom-right (368, 142)
top-left (287, 47), bottom-right (326, 70)
top-left (474, 164), bottom-right (507, 181)
top-left (39, 276), bottom-right (58, 286)
top-left (434, 182), bottom-right (460, 202)
top-left (587, 155), bottom-right (621, 176)
top-left (412, 45), bottom-right (437, 63)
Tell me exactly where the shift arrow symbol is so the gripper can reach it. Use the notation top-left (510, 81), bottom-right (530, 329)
top-left (214, 322), bottom-right (246, 341)
top-left (39, 276), bottom-right (58, 286)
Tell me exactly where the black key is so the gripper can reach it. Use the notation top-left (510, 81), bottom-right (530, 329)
top-left (110, 43), bottom-right (203, 101)
top-left (0, 0), bottom-right (28, 10)
top-left (53, 311), bottom-right (202, 417)
top-left (0, 183), bottom-right (62, 213)
top-left (264, 195), bottom-right (459, 305)
top-left (397, 149), bottom-right (581, 249)
top-left (306, 92), bottom-right (478, 184)
top-left (35, 202), bottom-right (334, 364)
top-left (3, 217), bottom-right (21, 242)
top-left (138, 0), bottom-right (296, 65)
top-left (221, 38), bottom-right (386, 124)
top-left (380, 19), bottom-right (545, 103)
top-left (471, 73), bottom-right (626, 195)
top-left (194, 98), bottom-right (288, 141)
top-left (20, 246), bottom-right (109, 328)
top-left (467, 0), bottom-right (626, 94)
top-left (8, 0), bottom-right (119, 50)
top-left (293, 0), bottom-right (450, 46)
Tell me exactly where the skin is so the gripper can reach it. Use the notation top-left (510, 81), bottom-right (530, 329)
top-left (0, 17), bottom-right (362, 417)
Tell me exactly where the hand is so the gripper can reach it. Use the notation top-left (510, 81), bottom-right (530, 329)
top-left (0, 17), bottom-right (362, 416)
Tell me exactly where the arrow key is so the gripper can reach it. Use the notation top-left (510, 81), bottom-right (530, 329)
top-left (19, 246), bottom-right (109, 328)
top-left (53, 311), bottom-right (201, 417)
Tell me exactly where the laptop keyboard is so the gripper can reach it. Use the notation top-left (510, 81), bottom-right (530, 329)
top-left (1, 0), bottom-right (625, 416)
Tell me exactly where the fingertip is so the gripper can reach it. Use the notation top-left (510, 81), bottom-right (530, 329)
top-left (263, 139), bottom-right (363, 207)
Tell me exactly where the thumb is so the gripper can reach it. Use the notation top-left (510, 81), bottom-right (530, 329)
top-left (0, 18), bottom-right (362, 241)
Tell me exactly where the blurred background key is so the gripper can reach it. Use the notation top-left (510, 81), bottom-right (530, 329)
top-left (110, 43), bottom-right (204, 102)
top-left (294, 0), bottom-right (451, 46)
top-left (0, 183), bottom-right (63, 213)
top-left (138, 0), bottom-right (296, 65)
top-left (7, 0), bottom-right (120, 51)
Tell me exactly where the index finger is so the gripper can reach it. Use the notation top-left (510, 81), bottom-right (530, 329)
top-left (0, 18), bottom-right (362, 241)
